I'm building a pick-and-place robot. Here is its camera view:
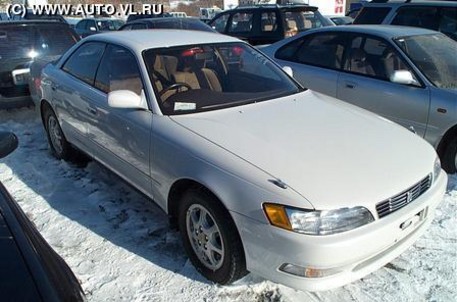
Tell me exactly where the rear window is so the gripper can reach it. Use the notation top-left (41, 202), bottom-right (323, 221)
top-left (353, 7), bottom-right (391, 24)
top-left (0, 24), bottom-right (78, 60)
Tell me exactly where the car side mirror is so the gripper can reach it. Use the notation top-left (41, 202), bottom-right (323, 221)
top-left (390, 70), bottom-right (419, 86)
top-left (0, 132), bottom-right (18, 159)
top-left (89, 27), bottom-right (97, 32)
top-left (283, 66), bottom-right (293, 78)
top-left (108, 90), bottom-right (147, 110)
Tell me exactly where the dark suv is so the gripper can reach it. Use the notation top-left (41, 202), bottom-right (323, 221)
top-left (208, 4), bottom-right (333, 45)
top-left (0, 21), bottom-right (79, 109)
top-left (353, 0), bottom-right (457, 41)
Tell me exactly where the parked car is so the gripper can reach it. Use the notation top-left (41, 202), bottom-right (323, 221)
top-left (0, 21), bottom-right (79, 109)
top-left (36, 30), bottom-right (447, 291)
top-left (0, 131), bottom-right (85, 301)
top-left (326, 15), bottom-right (353, 25)
top-left (74, 18), bottom-right (124, 38)
top-left (9, 8), bottom-right (67, 23)
top-left (119, 17), bottom-right (215, 32)
top-left (353, 0), bottom-right (457, 41)
top-left (208, 4), bottom-right (333, 45)
top-left (126, 12), bottom-right (172, 23)
top-left (262, 25), bottom-right (457, 172)
top-left (0, 12), bottom-right (9, 21)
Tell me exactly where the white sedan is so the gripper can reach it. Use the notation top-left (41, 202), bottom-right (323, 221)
top-left (37, 30), bottom-right (447, 291)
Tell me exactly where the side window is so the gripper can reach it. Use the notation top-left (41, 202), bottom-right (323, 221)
top-left (228, 12), bottom-right (253, 33)
top-left (86, 20), bottom-right (96, 31)
top-left (95, 45), bottom-right (143, 95)
top-left (62, 42), bottom-right (105, 85)
top-left (438, 7), bottom-right (457, 39)
top-left (290, 34), bottom-right (345, 70)
top-left (343, 36), bottom-right (415, 82)
top-left (75, 20), bottom-right (86, 30)
top-left (353, 7), bottom-right (391, 24)
top-left (209, 13), bottom-right (229, 33)
top-left (261, 12), bottom-right (278, 32)
top-left (275, 38), bottom-right (304, 61)
top-left (392, 7), bottom-right (439, 30)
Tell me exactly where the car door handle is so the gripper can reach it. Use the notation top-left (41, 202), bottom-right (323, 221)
top-left (87, 107), bottom-right (97, 115)
top-left (345, 82), bottom-right (356, 89)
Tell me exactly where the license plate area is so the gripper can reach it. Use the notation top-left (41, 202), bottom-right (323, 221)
top-left (399, 207), bottom-right (427, 231)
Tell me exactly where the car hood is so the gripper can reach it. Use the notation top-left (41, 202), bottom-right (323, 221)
top-left (170, 91), bottom-right (436, 210)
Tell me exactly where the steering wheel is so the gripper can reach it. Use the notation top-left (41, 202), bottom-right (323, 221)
top-left (159, 82), bottom-right (192, 100)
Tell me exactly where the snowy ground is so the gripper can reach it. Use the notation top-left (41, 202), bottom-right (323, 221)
top-left (0, 107), bottom-right (456, 302)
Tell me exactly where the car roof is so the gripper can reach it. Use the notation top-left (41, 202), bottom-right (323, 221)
top-left (223, 4), bottom-right (318, 11)
top-left (364, 0), bottom-right (457, 7)
top-left (132, 17), bottom-right (201, 23)
top-left (304, 24), bottom-right (439, 39)
top-left (85, 29), bottom-right (241, 50)
top-left (0, 20), bottom-right (69, 26)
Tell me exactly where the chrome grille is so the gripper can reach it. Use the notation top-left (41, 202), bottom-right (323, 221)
top-left (376, 175), bottom-right (431, 219)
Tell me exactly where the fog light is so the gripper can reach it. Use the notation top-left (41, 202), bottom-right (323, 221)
top-left (279, 263), bottom-right (341, 278)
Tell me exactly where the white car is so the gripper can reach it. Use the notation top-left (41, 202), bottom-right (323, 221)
top-left (37, 30), bottom-right (447, 291)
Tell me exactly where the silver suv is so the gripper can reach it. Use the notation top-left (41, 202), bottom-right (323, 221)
top-left (353, 0), bottom-right (457, 41)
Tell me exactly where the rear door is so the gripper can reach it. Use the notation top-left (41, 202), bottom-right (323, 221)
top-left (273, 32), bottom-right (345, 97)
top-left (53, 42), bottom-right (106, 148)
top-left (336, 34), bottom-right (430, 136)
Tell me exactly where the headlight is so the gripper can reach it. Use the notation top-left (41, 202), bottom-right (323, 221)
top-left (264, 204), bottom-right (374, 235)
top-left (433, 156), bottom-right (441, 183)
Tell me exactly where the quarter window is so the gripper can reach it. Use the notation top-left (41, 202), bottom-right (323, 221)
top-left (62, 42), bottom-right (105, 85)
top-left (95, 45), bottom-right (143, 95)
top-left (277, 33), bottom-right (345, 70)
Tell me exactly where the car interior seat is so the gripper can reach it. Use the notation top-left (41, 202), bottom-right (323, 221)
top-left (346, 48), bottom-right (375, 76)
top-left (172, 51), bottom-right (222, 92)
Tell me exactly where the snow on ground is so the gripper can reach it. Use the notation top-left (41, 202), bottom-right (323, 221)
top-left (0, 107), bottom-right (456, 302)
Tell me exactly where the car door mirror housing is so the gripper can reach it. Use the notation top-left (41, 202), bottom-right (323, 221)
top-left (108, 90), bottom-right (146, 110)
top-left (89, 27), bottom-right (97, 31)
top-left (283, 66), bottom-right (293, 78)
top-left (0, 132), bottom-right (18, 159)
top-left (390, 70), bottom-right (418, 86)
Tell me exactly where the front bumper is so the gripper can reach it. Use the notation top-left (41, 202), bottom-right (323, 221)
top-left (0, 95), bottom-right (33, 109)
top-left (232, 170), bottom-right (447, 292)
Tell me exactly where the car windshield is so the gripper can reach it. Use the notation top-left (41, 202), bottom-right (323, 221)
top-left (0, 24), bottom-right (78, 60)
top-left (395, 34), bottom-right (457, 89)
top-left (143, 42), bottom-right (301, 115)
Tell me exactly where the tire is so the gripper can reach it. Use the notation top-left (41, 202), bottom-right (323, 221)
top-left (442, 137), bottom-right (457, 173)
top-left (43, 106), bottom-right (75, 161)
top-left (178, 188), bottom-right (247, 284)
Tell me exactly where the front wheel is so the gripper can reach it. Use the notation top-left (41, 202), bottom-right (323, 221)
top-left (178, 188), bottom-right (247, 284)
top-left (442, 136), bottom-right (457, 173)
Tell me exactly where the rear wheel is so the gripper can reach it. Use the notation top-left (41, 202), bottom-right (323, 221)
top-left (43, 106), bottom-right (85, 163)
top-left (178, 188), bottom-right (247, 284)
